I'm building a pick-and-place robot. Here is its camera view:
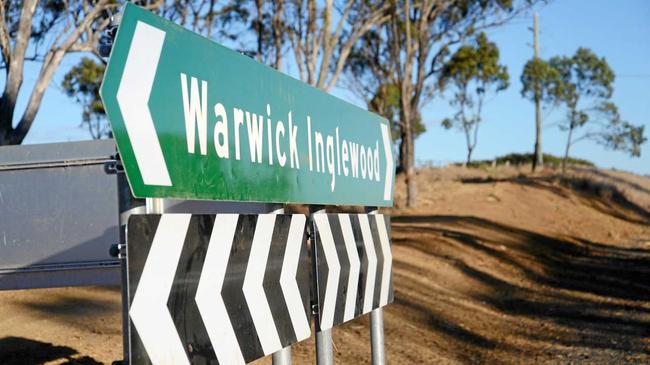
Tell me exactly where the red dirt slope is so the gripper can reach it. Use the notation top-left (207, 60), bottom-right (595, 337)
top-left (1, 166), bottom-right (649, 364)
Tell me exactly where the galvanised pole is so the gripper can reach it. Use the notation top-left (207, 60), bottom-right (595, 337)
top-left (367, 207), bottom-right (386, 365)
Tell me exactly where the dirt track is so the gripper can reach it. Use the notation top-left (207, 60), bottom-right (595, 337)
top-left (1, 166), bottom-right (649, 364)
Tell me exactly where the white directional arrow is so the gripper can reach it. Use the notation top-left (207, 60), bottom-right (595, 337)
top-left (358, 214), bottom-right (378, 314)
top-left (380, 123), bottom-right (394, 201)
top-left (375, 215), bottom-right (393, 306)
top-left (279, 215), bottom-right (311, 341)
top-left (129, 214), bottom-right (190, 365)
top-left (338, 214), bottom-right (360, 322)
top-left (116, 21), bottom-right (171, 186)
top-left (314, 214), bottom-right (341, 330)
top-left (195, 214), bottom-right (245, 365)
top-left (243, 215), bottom-right (282, 355)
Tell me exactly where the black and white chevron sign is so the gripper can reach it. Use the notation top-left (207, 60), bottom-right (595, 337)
top-left (126, 214), bottom-right (311, 365)
top-left (311, 213), bottom-right (393, 331)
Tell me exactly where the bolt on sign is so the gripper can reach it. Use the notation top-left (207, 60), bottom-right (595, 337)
top-left (127, 214), bottom-right (311, 365)
top-left (100, 3), bottom-right (395, 206)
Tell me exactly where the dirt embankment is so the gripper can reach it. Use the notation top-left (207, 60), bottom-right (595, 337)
top-left (1, 166), bottom-right (649, 364)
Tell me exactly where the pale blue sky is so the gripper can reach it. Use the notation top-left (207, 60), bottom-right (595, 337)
top-left (9, 0), bottom-right (650, 175)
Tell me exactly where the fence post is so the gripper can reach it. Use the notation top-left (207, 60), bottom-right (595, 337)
top-left (367, 207), bottom-right (386, 365)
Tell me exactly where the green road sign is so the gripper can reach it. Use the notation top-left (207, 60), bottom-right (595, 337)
top-left (101, 3), bottom-right (394, 206)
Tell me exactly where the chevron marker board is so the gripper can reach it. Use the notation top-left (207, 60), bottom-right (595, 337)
top-left (126, 214), bottom-right (311, 365)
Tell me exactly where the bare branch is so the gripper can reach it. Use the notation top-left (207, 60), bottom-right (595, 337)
top-left (315, 0), bottom-right (350, 88)
top-left (571, 131), bottom-right (600, 146)
top-left (324, 5), bottom-right (390, 91)
top-left (8, 0), bottom-right (115, 144)
top-left (0, 0), bottom-right (11, 67)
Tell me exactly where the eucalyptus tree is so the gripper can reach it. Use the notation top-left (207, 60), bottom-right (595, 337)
top-left (346, 0), bottom-right (538, 207)
top-left (549, 48), bottom-right (646, 173)
top-left (520, 56), bottom-right (563, 171)
top-left (438, 32), bottom-right (509, 164)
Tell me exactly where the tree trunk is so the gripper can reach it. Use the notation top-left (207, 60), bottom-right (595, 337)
top-left (532, 94), bottom-right (543, 171)
top-left (396, 134), bottom-right (406, 174)
top-left (404, 128), bottom-right (416, 208)
top-left (562, 125), bottom-right (574, 175)
top-left (468, 114), bottom-right (480, 166)
top-left (0, 0), bottom-right (38, 145)
top-left (400, 105), bottom-right (416, 208)
top-left (272, 0), bottom-right (283, 70)
top-left (400, 0), bottom-right (416, 208)
top-left (9, 48), bottom-right (67, 144)
top-left (255, 0), bottom-right (264, 62)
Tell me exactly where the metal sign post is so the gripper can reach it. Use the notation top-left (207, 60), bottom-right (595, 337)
top-left (272, 346), bottom-right (291, 365)
top-left (370, 308), bottom-right (386, 365)
top-left (367, 208), bottom-right (386, 365)
top-left (145, 198), bottom-right (164, 214)
top-left (315, 328), bottom-right (334, 365)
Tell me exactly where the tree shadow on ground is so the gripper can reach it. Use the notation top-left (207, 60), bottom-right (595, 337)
top-left (459, 174), bottom-right (650, 225)
top-left (390, 283), bottom-right (502, 364)
top-left (572, 166), bottom-right (650, 196)
top-left (0, 337), bottom-right (102, 365)
top-left (394, 294), bottom-right (496, 349)
top-left (391, 214), bottom-right (650, 359)
top-left (20, 290), bottom-right (118, 319)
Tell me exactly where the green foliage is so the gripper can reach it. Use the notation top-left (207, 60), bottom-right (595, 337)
top-left (497, 152), bottom-right (594, 167)
top-left (552, 47), bottom-right (615, 104)
top-left (602, 121), bottom-right (646, 157)
top-left (466, 152), bottom-right (595, 168)
top-left (440, 0), bottom-right (517, 29)
top-left (368, 83), bottom-right (426, 142)
top-left (549, 48), bottom-right (617, 144)
top-left (549, 48), bottom-right (615, 130)
top-left (61, 58), bottom-right (109, 139)
top-left (439, 33), bottom-right (509, 92)
top-left (592, 102), bottom-right (647, 157)
top-left (438, 32), bottom-right (509, 163)
top-left (520, 57), bottom-right (563, 104)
